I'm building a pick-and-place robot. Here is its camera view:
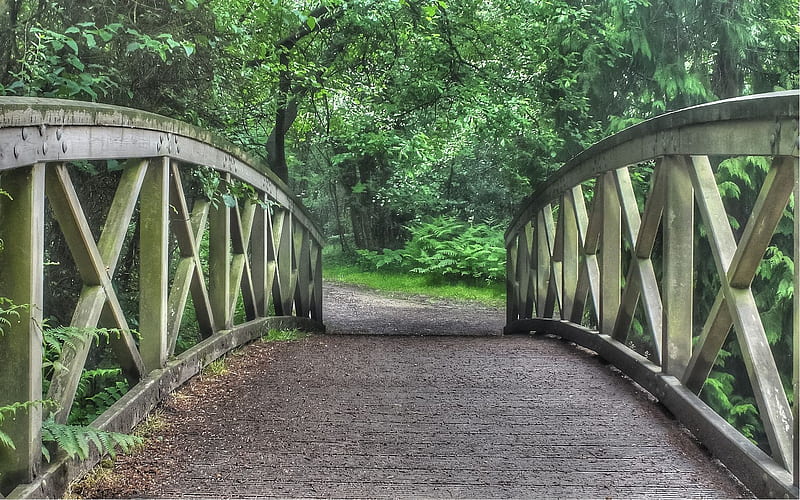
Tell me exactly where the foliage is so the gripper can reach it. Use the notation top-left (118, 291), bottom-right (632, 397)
top-left (262, 329), bottom-right (308, 342)
top-left (0, 400), bottom-right (52, 451)
top-left (41, 326), bottom-right (123, 380)
top-left (702, 370), bottom-right (765, 445)
top-left (0, 298), bottom-right (26, 336)
top-left (69, 369), bottom-right (130, 426)
top-left (358, 217), bottom-right (506, 283)
top-left (4, 22), bottom-right (194, 100)
top-left (203, 359), bottom-right (229, 377)
top-left (41, 418), bottom-right (142, 462)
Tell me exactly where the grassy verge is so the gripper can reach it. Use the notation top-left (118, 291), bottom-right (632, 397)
top-left (322, 249), bottom-right (505, 307)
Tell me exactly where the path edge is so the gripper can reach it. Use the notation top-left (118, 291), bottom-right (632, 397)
top-left (7, 316), bottom-right (325, 499)
top-left (505, 318), bottom-right (797, 499)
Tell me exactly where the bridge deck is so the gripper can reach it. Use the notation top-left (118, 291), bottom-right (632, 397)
top-left (77, 284), bottom-right (750, 498)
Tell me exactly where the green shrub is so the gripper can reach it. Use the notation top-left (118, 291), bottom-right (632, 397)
top-left (358, 216), bottom-right (505, 283)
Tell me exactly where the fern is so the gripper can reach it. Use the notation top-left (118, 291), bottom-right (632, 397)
top-left (41, 417), bottom-right (142, 462)
top-left (70, 375), bottom-right (129, 426)
top-left (42, 326), bottom-right (122, 377)
top-left (0, 297), bottom-right (27, 336)
top-left (360, 217), bottom-right (506, 283)
top-left (0, 400), bottom-right (56, 450)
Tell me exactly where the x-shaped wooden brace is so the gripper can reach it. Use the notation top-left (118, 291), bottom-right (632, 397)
top-left (682, 155), bottom-right (795, 468)
top-left (566, 184), bottom-right (600, 326)
top-left (166, 164), bottom-right (216, 354)
top-left (230, 200), bottom-right (257, 322)
top-left (45, 162), bottom-right (146, 424)
top-left (272, 208), bottom-right (297, 316)
top-left (610, 164), bottom-right (665, 359)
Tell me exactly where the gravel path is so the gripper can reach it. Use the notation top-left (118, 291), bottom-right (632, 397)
top-left (72, 282), bottom-right (750, 498)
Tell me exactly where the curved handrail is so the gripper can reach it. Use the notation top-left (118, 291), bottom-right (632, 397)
top-left (0, 97), bottom-right (322, 245)
top-left (507, 90), bottom-right (799, 244)
top-left (0, 98), bottom-right (325, 497)
top-left (505, 91), bottom-right (799, 498)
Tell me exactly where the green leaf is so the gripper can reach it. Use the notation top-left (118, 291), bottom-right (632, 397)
top-left (64, 39), bottom-right (79, 54)
top-left (83, 33), bottom-right (97, 49)
top-left (222, 193), bottom-right (237, 207)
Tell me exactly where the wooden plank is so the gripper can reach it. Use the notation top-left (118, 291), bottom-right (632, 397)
top-left (310, 241), bottom-right (323, 321)
top-left (600, 172), bottom-right (621, 334)
top-left (267, 206), bottom-right (289, 316)
top-left (613, 166), bottom-right (662, 357)
top-left (250, 196), bottom-right (272, 318)
top-left (139, 157), bottom-right (170, 372)
top-left (44, 165), bottom-right (143, 420)
top-left (167, 166), bottom-right (214, 353)
top-left (506, 234), bottom-right (520, 323)
top-left (0, 164), bottom-right (44, 493)
top-left (272, 210), bottom-right (294, 316)
top-left (728, 157), bottom-right (795, 288)
top-left (230, 202), bottom-right (257, 322)
top-left (561, 193), bottom-right (579, 320)
top-left (546, 206), bottom-right (563, 318)
top-left (97, 161), bottom-right (148, 383)
top-left (569, 185), bottom-right (600, 324)
top-left (635, 162), bottom-right (665, 259)
top-left (683, 155), bottom-right (737, 392)
top-left (294, 226), bottom-right (312, 317)
top-left (516, 225), bottom-right (531, 319)
top-left (661, 156), bottom-right (693, 378)
top-left (534, 207), bottom-right (553, 317)
top-left (209, 176), bottom-right (232, 329)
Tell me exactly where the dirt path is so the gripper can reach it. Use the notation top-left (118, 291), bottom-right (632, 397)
top-left (72, 282), bottom-right (749, 498)
top-left (323, 282), bottom-right (505, 336)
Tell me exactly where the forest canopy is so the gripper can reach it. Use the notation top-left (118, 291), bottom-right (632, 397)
top-left (1, 0), bottom-right (797, 249)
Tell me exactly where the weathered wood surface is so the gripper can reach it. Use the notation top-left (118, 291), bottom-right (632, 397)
top-left (0, 98), bottom-right (324, 496)
top-left (87, 287), bottom-right (749, 498)
top-left (505, 91), bottom-right (799, 497)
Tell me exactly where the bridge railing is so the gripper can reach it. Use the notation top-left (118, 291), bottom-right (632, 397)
top-left (0, 98), bottom-right (324, 497)
top-left (505, 91), bottom-right (798, 498)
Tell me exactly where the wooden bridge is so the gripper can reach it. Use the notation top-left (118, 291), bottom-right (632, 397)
top-left (0, 92), bottom-right (797, 498)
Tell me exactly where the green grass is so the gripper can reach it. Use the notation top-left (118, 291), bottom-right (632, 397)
top-left (322, 248), bottom-right (505, 307)
top-left (262, 328), bottom-right (308, 342)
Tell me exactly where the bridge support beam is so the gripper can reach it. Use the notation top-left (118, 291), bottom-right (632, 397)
top-left (662, 156), bottom-right (693, 379)
top-left (140, 158), bottom-right (170, 372)
top-left (0, 165), bottom-right (44, 495)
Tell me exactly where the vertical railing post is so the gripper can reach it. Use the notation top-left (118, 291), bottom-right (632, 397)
top-left (139, 157), bottom-right (170, 371)
top-left (662, 156), bottom-right (694, 378)
top-left (561, 193), bottom-right (579, 320)
top-left (210, 174), bottom-right (232, 329)
top-left (0, 164), bottom-right (44, 494)
top-left (251, 194), bottom-right (271, 318)
top-left (600, 172), bottom-right (621, 334)
top-left (311, 240), bottom-right (323, 322)
top-left (506, 235), bottom-right (519, 324)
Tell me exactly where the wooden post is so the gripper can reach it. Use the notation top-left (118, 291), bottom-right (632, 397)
top-left (0, 164), bottom-right (44, 494)
top-left (662, 156), bottom-right (694, 378)
top-left (600, 172), bottom-right (621, 334)
top-left (139, 157), bottom-right (170, 371)
top-left (209, 175), bottom-right (232, 329)
top-left (561, 193), bottom-right (579, 320)
top-left (251, 195), bottom-right (271, 317)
